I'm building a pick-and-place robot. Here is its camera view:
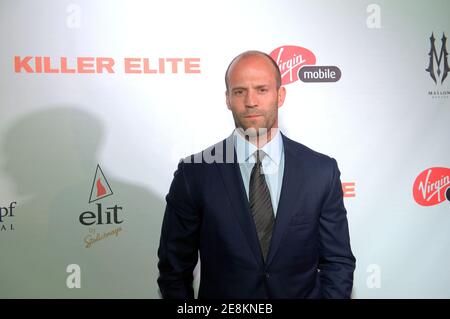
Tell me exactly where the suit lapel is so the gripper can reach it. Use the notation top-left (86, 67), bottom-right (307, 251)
top-left (266, 133), bottom-right (304, 266)
top-left (215, 136), bottom-right (262, 264)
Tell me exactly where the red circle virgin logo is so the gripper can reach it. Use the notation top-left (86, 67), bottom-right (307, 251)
top-left (269, 45), bottom-right (316, 85)
top-left (413, 167), bottom-right (450, 206)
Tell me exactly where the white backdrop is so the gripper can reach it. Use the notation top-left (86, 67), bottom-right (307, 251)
top-left (0, 0), bottom-right (449, 298)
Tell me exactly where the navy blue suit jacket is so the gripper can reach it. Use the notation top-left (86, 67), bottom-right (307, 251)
top-left (157, 133), bottom-right (355, 299)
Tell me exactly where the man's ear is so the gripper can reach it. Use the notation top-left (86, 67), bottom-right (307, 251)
top-left (277, 86), bottom-right (286, 108)
top-left (225, 91), bottom-right (231, 110)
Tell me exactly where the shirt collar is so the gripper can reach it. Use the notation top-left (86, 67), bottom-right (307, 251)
top-left (233, 128), bottom-right (283, 165)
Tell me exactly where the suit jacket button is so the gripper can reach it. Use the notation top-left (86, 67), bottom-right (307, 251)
top-left (265, 273), bottom-right (270, 279)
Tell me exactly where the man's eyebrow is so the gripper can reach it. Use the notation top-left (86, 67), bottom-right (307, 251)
top-left (231, 86), bottom-right (247, 91)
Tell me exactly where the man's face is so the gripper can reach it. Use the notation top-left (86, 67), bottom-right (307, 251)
top-left (226, 55), bottom-right (286, 137)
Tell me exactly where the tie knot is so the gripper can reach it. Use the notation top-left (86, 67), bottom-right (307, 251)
top-left (254, 150), bottom-right (266, 165)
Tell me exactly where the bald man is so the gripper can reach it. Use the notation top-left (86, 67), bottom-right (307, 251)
top-left (157, 50), bottom-right (355, 299)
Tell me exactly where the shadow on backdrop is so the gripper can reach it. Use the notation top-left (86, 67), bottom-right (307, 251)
top-left (0, 106), bottom-right (164, 298)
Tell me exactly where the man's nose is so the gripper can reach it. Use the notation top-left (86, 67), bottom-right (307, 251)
top-left (245, 90), bottom-right (258, 107)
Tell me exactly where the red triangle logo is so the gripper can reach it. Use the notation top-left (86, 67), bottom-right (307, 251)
top-left (89, 164), bottom-right (113, 203)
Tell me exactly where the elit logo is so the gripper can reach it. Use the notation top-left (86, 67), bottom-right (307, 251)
top-left (426, 33), bottom-right (449, 85)
top-left (270, 45), bottom-right (316, 85)
top-left (270, 45), bottom-right (341, 84)
top-left (80, 164), bottom-right (123, 248)
top-left (0, 201), bottom-right (16, 232)
top-left (89, 164), bottom-right (113, 203)
top-left (413, 167), bottom-right (450, 206)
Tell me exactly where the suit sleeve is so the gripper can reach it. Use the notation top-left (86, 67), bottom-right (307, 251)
top-left (157, 160), bottom-right (201, 299)
top-left (318, 158), bottom-right (356, 298)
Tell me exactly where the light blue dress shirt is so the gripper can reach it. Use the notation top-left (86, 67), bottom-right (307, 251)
top-left (233, 128), bottom-right (285, 216)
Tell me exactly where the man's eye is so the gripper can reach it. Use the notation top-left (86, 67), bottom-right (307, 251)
top-left (234, 90), bottom-right (243, 96)
top-left (258, 88), bottom-right (268, 93)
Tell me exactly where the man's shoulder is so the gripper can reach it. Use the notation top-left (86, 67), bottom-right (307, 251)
top-left (281, 133), bottom-right (335, 164)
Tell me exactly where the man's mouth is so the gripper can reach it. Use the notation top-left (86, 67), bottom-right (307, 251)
top-left (244, 114), bottom-right (262, 118)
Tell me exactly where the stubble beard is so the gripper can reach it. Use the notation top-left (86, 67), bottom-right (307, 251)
top-left (233, 109), bottom-right (278, 147)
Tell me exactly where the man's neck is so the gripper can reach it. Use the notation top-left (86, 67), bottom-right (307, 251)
top-left (237, 127), bottom-right (279, 149)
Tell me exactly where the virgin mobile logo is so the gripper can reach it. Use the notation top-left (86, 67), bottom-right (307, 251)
top-left (413, 167), bottom-right (450, 206)
top-left (270, 45), bottom-right (316, 85)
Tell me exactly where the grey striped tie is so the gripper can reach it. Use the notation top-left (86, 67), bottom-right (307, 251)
top-left (249, 150), bottom-right (275, 262)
